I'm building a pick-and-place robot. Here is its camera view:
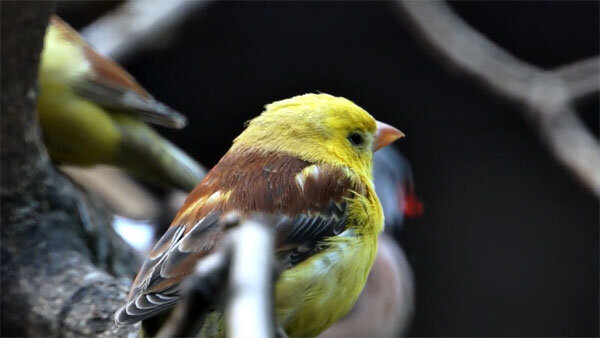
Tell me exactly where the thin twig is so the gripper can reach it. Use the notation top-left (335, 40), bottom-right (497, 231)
top-left (226, 217), bottom-right (275, 338)
top-left (398, 0), bottom-right (541, 104)
top-left (398, 0), bottom-right (600, 197)
top-left (81, 0), bottom-right (210, 61)
top-left (553, 56), bottom-right (600, 101)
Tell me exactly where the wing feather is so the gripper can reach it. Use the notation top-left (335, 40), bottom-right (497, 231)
top-left (115, 151), bottom-right (364, 325)
top-left (72, 78), bottom-right (187, 129)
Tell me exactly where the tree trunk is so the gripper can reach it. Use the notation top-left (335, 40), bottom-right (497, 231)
top-left (1, 2), bottom-right (140, 336)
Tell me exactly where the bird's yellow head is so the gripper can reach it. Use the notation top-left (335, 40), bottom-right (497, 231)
top-left (39, 16), bottom-right (91, 89)
top-left (231, 93), bottom-right (403, 177)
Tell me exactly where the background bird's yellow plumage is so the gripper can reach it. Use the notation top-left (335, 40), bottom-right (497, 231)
top-left (37, 17), bottom-right (203, 191)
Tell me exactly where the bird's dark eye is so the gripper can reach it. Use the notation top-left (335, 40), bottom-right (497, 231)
top-left (348, 132), bottom-right (364, 146)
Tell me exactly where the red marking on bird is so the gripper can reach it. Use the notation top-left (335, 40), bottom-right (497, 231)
top-left (400, 186), bottom-right (423, 218)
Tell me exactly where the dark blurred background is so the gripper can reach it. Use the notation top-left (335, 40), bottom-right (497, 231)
top-left (59, 1), bottom-right (599, 336)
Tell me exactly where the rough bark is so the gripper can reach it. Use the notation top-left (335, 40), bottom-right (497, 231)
top-left (1, 2), bottom-right (140, 337)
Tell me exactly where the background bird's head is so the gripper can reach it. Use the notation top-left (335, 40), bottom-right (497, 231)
top-left (231, 93), bottom-right (403, 176)
top-left (373, 147), bottom-right (424, 232)
top-left (40, 17), bottom-right (90, 90)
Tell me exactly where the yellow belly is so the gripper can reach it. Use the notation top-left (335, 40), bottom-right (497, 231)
top-left (199, 231), bottom-right (379, 338)
top-left (200, 180), bottom-right (384, 337)
top-left (36, 87), bottom-right (122, 166)
top-left (275, 230), bottom-right (378, 337)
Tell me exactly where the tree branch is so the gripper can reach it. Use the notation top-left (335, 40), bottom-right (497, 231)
top-left (81, 0), bottom-right (210, 61)
top-left (226, 216), bottom-right (276, 338)
top-left (154, 215), bottom-right (277, 338)
top-left (1, 2), bottom-right (141, 336)
top-left (398, 0), bottom-right (600, 197)
top-left (554, 56), bottom-right (600, 102)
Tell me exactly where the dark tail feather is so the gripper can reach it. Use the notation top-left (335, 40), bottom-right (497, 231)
top-left (118, 125), bottom-right (205, 192)
top-left (155, 139), bottom-right (206, 191)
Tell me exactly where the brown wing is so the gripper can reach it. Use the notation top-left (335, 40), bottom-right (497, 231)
top-left (114, 151), bottom-right (365, 325)
top-left (50, 16), bottom-right (187, 129)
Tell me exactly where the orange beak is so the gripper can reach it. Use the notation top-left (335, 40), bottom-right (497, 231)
top-left (373, 120), bottom-right (404, 151)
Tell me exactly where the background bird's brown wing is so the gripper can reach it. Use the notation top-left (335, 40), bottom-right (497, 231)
top-left (115, 152), bottom-right (364, 325)
top-left (51, 15), bottom-right (187, 129)
top-left (72, 78), bottom-right (187, 129)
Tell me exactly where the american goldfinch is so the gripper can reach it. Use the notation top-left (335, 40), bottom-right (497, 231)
top-left (114, 93), bottom-right (404, 337)
top-left (37, 16), bottom-right (203, 191)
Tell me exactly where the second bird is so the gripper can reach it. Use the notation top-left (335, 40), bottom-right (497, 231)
top-left (37, 16), bottom-right (204, 191)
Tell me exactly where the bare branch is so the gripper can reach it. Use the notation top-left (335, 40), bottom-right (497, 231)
top-left (62, 165), bottom-right (161, 220)
top-left (537, 105), bottom-right (600, 194)
top-left (553, 56), bottom-right (600, 101)
top-left (81, 0), bottom-right (210, 61)
top-left (226, 217), bottom-right (275, 338)
top-left (398, 0), bottom-right (541, 104)
top-left (398, 0), bottom-right (600, 197)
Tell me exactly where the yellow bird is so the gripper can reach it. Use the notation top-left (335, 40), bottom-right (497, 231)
top-left (115, 93), bottom-right (404, 337)
top-left (37, 16), bottom-right (203, 191)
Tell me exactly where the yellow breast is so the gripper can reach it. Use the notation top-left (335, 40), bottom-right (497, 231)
top-left (275, 190), bottom-right (383, 337)
top-left (37, 25), bottom-right (122, 165)
top-left (275, 229), bottom-right (378, 337)
top-left (200, 174), bottom-right (384, 337)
